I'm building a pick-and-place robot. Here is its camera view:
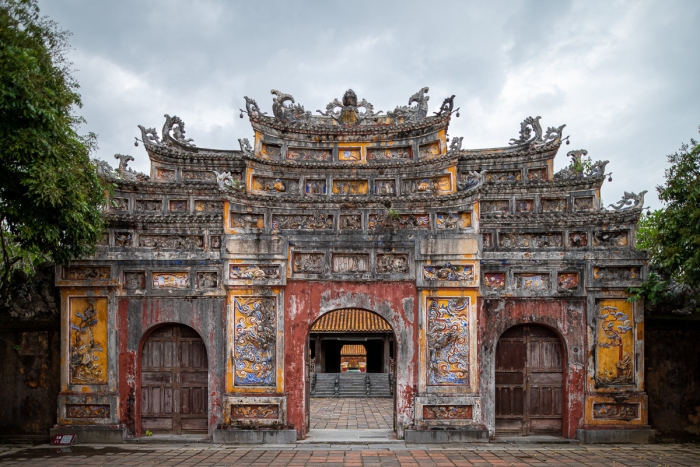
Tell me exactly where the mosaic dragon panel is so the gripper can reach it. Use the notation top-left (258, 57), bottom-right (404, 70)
top-left (596, 300), bottom-right (635, 386)
top-left (233, 297), bottom-right (276, 386)
top-left (69, 297), bottom-right (108, 385)
top-left (427, 297), bottom-right (470, 386)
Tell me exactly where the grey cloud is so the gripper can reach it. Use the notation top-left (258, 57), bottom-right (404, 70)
top-left (37, 0), bottom-right (700, 208)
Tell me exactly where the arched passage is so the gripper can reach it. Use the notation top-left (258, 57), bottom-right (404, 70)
top-left (139, 324), bottom-right (208, 435)
top-left (495, 324), bottom-right (564, 435)
top-left (306, 308), bottom-right (396, 432)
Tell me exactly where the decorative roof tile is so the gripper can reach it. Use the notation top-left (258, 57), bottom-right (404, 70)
top-left (311, 309), bottom-right (392, 333)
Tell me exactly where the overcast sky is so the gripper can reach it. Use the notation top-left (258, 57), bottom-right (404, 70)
top-left (38, 0), bottom-right (700, 209)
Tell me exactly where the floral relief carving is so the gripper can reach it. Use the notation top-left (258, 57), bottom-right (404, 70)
top-left (196, 272), bottom-right (218, 289)
top-left (339, 214), bottom-right (362, 230)
top-left (481, 200), bottom-right (509, 213)
top-left (287, 148), bottom-right (331, 161)
top-left (376, 254), bottom-right (409, 274)
top-left (427, 297), bottom-right (470, 385)
top-left (66, 404), bottom-right (110, 418)
top-left (231, 404), bottom-right (279, 419)
top-left (63, 267), bottom-right (110, 280)
top-left (596, 301), bottom-right (634, 386)
top-left (500, 233), bottom-right (562, 249)
top-left (139, 235), bottom-right (203, 249)
top-left (134, 199), bottom-right (162, 211)
top-left (483, 273), bottom-right (505, 289)
top-left (230, 213), bottom-right (264, 229)
top-left (195, 200), bottom-right (222, 213)
top-left (69, 298), bottom-right (107, 384)
top-left (233, 297), bottom-right (276, 386)
top-left (423, 264), bottom-right (473, 282)
top-left (272, 211), bottom-right (333, 230)
top-left (182, 170), bottom-right (216, 181)
top-left (557, 273), bottom-right (579, 290)
top-left (593, 230), bottom-right (629, 247)
top-left (436, 212), bottom-right (471, 229)
top-left (542, 198), bottom-right (567, 212)
top-left (230, 264), bottom-right (281, 280)
top-left (367, 146), bottom-right (411, 160)
top-left (368, 212), bottom-right (430, 230)
top-left (593, 267), bottom-right (641, 282)
top-left (111, 197), bottom-right (129, 211)
top-left (124, 272), bottom-right (145, 290)
top-left (152, 272), bottom-right (190, 289)
top-left (422, 405), bottom-right (472, 420)
top-left (292, 253), bottom-right (324, 274)
top-left (592, 403), bottom-right (639, 420)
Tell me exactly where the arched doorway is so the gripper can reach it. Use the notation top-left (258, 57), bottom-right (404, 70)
top-left (140, 324), bottom-right (208, 435)
top-left (495, 324), bottom-right (564, 435)
top-left (306, 308), bottom-right (396, 433)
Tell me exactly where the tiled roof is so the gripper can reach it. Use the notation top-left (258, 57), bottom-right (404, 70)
top-left (340, 344), bottom-right (367, 356)
top-left (310, 309), bottom-right (392, 333)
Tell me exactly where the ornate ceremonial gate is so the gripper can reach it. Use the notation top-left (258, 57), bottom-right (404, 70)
top-left (53, 87), bottom-right (653, 443)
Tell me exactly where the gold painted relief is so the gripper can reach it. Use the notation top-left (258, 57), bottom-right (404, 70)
top-left (232, 297), bottom-right (276, 386)
top-left (418, 141), bottom-right (442, 159)
top-left (596, 299), bottom-right (634, 386)
top-left (338, 147), bottom-right (362, 161)
top-left (402, 175), bottom-right (451, 194)
top-left (427, 297), bottom-right (470, 385)
top-left (332, 180), bottom-right (369, 195)
top-left (69, 297), bottom-right (108, 385)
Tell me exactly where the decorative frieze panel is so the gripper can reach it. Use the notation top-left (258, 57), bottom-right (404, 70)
top-left (252, 176), bottom-right (299, 194)
top-left (481, 200), bottom-right (509, 213)
top-left (423, 405), bottom-right (472, 420)
top-left (542, 198), bottom-right (567, 212)
top-left (260, 144), bottom-right (282, 159)
top-left (169, 199), bottom-right (187, 212)
top-left (338, 147), bottom-right (362, 161)
top-left (376, 254), bottom-right (410, 274)
top-left (593, 230), bottom-right (629, 247)
top-left (292, 253), bottom-right (324, 274)
top-left (196, 272), bottom-right (218, 289)
top-left (232, 297), bottom-right (276, 386)
top-left (152, 272), bottom-right (190, 289)
top-left (500, 233), bottom-right (562, 249)
top-left (339, 214), bottom-right (362, 230)
top-left (305, 179), bottom-right (327, 195)
top-left (427, 297), bottom-right (470, 386)
top-left (195, 200), bottom-right (222, 212)
top-left (182, 170), bottom-right (216, 181)
top-left (557, 273), bottom-right (579, 290)
top-left (231, 404), bottom-right (279, 419)
top-left (124, 272), bottom-right (145, 290)
top-left (515, 199), bottom-right (534, 212)
top-left (593, 266), bottom-right (641, 282)
top-left (527, 167), bottom-right (548, 181)
top-left (155, 168), bottom-right (175, 180)
top-left (211, 236), bottom-right (221, 249)
top-left (229, 264), bottom-right (281, 280)
top-left (272, 212), bottom-right (334, 230)
top-left (373, 179), bottom-right (396, 195)
top-left (287, 147), bottom-right (331, 161)
top-left (424, 264), bottom-right (473, 282)
top-left (482, 233), bottom-right (493, 248)
top-left (367, 146), bottom-right (411, 160)
top-left (66, 404), bottom-right (110, 418)
top-left (368, 213), bottom-right (430, 230)
top-left (483, 273), bottom-right (505, 289)
top-left (230, 213), bottom-right (264, 229)
top-left (115, 232), bottom-right (132, 247)
top-left (332, 179), bottom-right (369, 195)
top-left (595, 299), bottom-right (634, 387)
top-left (401, 175), bottom-right (451, 194)
top-left (514, 273), bottom-right (550, 290)
top-left (69, 297), bottom-right (108, 385)
top-left (139, 235), bottom-right (204, 249)
top-left (592, 403), bottom-right (639, 420)
top-left (574, 196), bottom-right (594, 210)
top-left (111, 197), bottom-right (129, 211)
top-left (418, 141), bottom-right (441, 159)
top-left (331, 254), bottom-right (369, 274)
top-left (486, 170), bottom-right (521, 182)
top-left (569, 231), bottom-right (588, 247)
top-left (63, 267), bottom-right (110, 280)
top-left (436, 212), bottom-right (471, 229)
top-left (134, 199), bottom-right (162, 211)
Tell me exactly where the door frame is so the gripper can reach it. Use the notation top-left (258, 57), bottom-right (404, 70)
top-left (494, 323), bottom-right (567, 436)
top-left (136, 322), bottom-right (210, 437)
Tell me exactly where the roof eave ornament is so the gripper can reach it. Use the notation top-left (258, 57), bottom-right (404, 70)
top-left (162, 114), bottom-right (195, 147)
top-left (240, 96), bottom-right (266, 118)
top-left (137, 125), bottom-right (161, 146)
top-left (387, 87), bottom-right (430, 122)
top-left (95, 155), bottom-right (149, 182)
top-left (509, 116), bottom-right (567, 148)
top-left (608, 191), bottom-right (648, 211)
top-left (457, 170), bottom-right (486, 192)
top-left (434, 95), bottom-right (459, 117)
top-left (213, 171), bottom-right (244, 192)
top-left (271, 89), bottom-right (311, 123)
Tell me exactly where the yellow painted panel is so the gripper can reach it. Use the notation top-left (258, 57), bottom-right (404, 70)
top-left (69, 297), bottom-right (108, 385)
top-left (596, 299), bottom-right (634, 386)
top-left (332, 179), bottom-right (369, 195)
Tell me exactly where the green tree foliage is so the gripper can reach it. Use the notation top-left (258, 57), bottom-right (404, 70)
top-left (0, 0), bottom-right (107, 307)
top-left (630, 129), bottom-right (700, 314)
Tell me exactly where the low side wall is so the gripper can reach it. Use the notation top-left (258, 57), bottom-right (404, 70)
top-left (645, 317), bottom-right (700, 441)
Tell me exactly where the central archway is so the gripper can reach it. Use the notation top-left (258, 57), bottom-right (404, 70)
top-left (306, 308), bottom-right (396, 432)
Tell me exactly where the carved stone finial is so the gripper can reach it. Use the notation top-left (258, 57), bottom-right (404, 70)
top-left (271, 89), bottom-right (311, 123)
top-left (608, 191), bottom-right (648, 211)
top-left (434, 95), bottom-right (456, 116)
top-left (114, 154), bottom-right (134, 173)
top-left (238, 138), bottom-right (254, 155)
top-left (448, 137), bottom-right (464, 153)
top-left (317, 89), bottom-right (382, 125)
top-left (96, 156), bottom-right (149, 182)
top-left (213, 171), bottom-right (243, 192)
top-left (242, 96), bottom-right (266, 117)
top-left (137, 125), bottom-right (161, 145)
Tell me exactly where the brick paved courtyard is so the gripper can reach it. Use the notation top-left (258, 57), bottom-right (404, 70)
top-left (1, 444), bottom-right (700, 466)
top-left (310, 397), bottom-right (394, 429)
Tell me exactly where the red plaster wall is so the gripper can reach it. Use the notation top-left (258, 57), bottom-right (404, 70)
top-left (284, 281), bottom-right (417, 438)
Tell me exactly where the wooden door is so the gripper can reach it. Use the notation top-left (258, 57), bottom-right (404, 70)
top-left (495, 325), bottom-right (563, 435)
top-left (141, 325), bottom-right (208, 434)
